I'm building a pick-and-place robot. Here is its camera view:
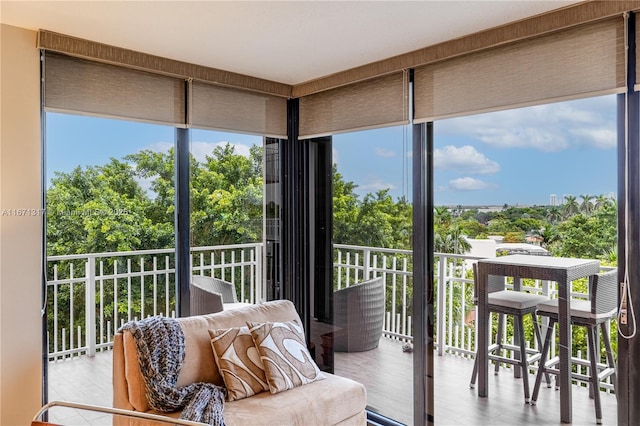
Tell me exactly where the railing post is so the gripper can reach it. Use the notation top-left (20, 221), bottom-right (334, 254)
top-left (256, 244), bottom-right (263, 303)
top-left (363, 247), bottom-right (371, 280)
top-left (85, 256), bottom-right (96, 357)
top-left (437, 255), bottom-right (447, 356)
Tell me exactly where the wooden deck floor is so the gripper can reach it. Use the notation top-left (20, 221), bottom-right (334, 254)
top-left (47, 338), bottom-right (617, 425)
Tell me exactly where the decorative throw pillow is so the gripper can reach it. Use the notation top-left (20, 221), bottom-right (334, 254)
top-left (208, 326), bottom-right (269, 401)
top-left (247, 320), bottom-right (325, 394)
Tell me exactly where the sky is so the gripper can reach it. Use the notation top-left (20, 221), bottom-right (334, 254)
top-left (45, 93), bottom-right (618, 207)
top-left (333, 94), bottom-right (617, 206)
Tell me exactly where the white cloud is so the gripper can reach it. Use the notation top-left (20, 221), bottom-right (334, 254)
top-left (191, 141), bottom-right (251, 163)
top-left (436, 95), bottom-right (616, 152)
top-left (375, 147), bottom-right (396, 158)
top-left (434, 145), bottom-right (500, 174)
top-left (358, 177), bottom-right (397, 193)
top-left (448, 177), bottom-right (493, 191)
top-left (475, 126), bottom-right (570, 152)
top-left (569, 128), bottom-right (617, 149)
top-left (141, 141), bottom-right (173, 153)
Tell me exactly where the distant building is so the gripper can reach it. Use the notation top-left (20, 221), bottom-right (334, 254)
top-left (475, 206), bottom-right (504, 213)
top-left (550, 194), bottom-right (557, 206)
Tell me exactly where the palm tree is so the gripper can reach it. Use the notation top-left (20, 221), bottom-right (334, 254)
top-left (534, 226), bottom-right (560, 250)
top-left (434, 206), bottom-right (452, 227)
top-left (434, 224), bottom-right (472, 254)
top-left (594, 194), bottom-right (612, 211)
top-left (546, 206), bottom-right (562, 224)
top-left (580, 194), bottom-right (594, 215)
top-left (562, 195), bottom-right (580, 218)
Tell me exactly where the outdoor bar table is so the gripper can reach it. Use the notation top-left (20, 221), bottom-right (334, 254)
top-left (476, 254), bottom-right (600, 424)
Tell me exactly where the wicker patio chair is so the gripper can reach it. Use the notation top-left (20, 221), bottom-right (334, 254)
top-left (531, 269), bottom-right (618, 424)
top-left (192, 275), bottom-right (238, 303)
top-left (189, 276), bottom-right (231, 315)
top-left (333, 276), bottom-right (385, 352)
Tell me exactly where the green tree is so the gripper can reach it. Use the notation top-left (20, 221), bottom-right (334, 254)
top-left (556, 202), bottom-right (617, 259)
top-left (191, 144), bottom-right (263, 246)
top-left (352, 190), bottom-right (396, 248)
top-left (546, 206), bottom-right (562, 224)
top-left (562, 195), bottom-right (580, 218)
top-left (332, 169), bottom-right (413, 249)
top-left (534, 226), bottom-right (560, 251)
top-left (486, 218), bottom-right (516, 234)
top-left (46, 159), bottom-right (171, 255)
top-left (459, 208), bottom-right (478, 221)
top-left (434, 206), bottom-right (452, 228)
top-left (434, 223), bottom-right (471, 254)
top-left (458, 219), bottom-right (487, 238)
top-left (434, 206), bottom-right (471, 254)
top-left (580, 194), bottom-right (594, 215)
top-left (332, 165), bottom-right (361, 245)
top-left (594, 194), bottom-right (612, 211)
top-left (46, 158), bottom-right (175, 352)
top-left (512, 217), bottom-right (544, 234)
top-left (127, 143), bottom-right (264, 247)
top-left (125, 148), bottom-right (176, 225)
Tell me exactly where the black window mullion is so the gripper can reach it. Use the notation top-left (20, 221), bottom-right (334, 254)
top-left (175, 127), bottom-right (190, 317)
top-left (281, 98), bottom-right (311, 334)
top-left (618, 10), bottom-right (640, 426)
top-left (412, 121), bottom-right (434, 426)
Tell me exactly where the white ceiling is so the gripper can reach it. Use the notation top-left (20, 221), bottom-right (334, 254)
top-left (1, 0), bottom-right (581, 85)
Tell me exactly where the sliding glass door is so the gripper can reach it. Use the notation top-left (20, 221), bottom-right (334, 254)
top-left (324, 125), bottom-right (414, 424)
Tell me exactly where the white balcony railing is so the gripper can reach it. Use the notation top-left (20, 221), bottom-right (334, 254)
top-left (45, 243), bottom-right (616, 392)
top-left (46, 243), bottom-right (262, 360)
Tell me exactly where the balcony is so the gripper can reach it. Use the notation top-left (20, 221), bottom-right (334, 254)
top-left (45, 244), bottom-right (618, 425)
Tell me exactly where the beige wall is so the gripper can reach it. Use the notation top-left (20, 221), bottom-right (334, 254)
top-left (0, 23), bottom-right (43, 425)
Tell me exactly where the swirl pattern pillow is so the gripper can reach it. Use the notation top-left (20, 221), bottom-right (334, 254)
top-left (247, 320), bottom-right (325, 394)
top-left (208, 326), bottom-right (269, 401)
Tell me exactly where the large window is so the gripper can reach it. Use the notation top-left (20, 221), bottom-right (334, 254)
top-left (431, 94), bottom-right (618, 425)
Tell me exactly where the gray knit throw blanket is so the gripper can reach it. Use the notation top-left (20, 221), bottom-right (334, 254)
top-left (119, 316), bottom-right (226, 426)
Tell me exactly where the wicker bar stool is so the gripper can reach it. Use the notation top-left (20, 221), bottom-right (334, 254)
top-left (530, 269), bottom-right (618, 424)
top-left (470, 263), bottom-right (550, 403)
